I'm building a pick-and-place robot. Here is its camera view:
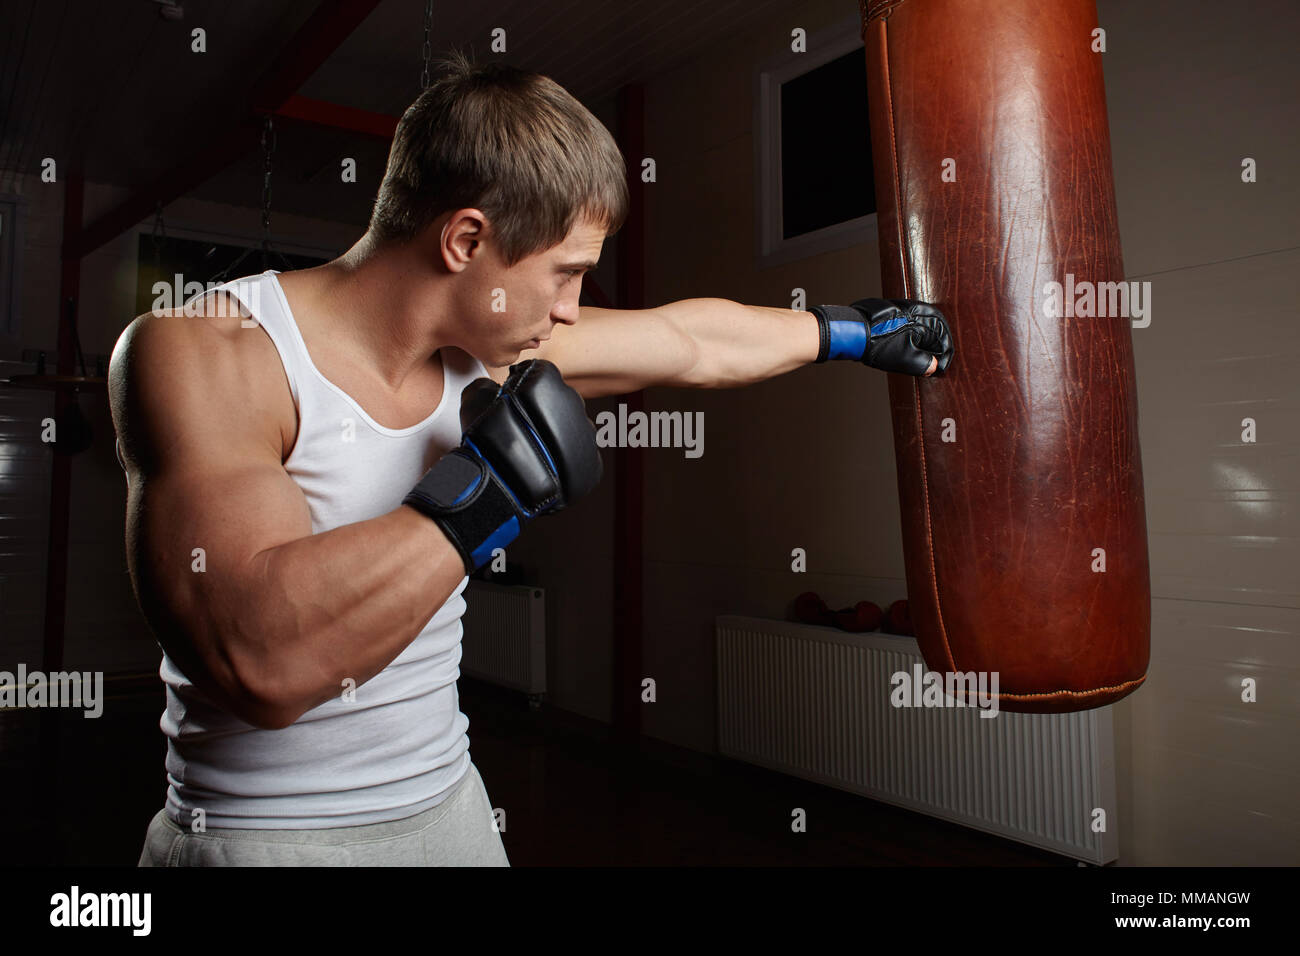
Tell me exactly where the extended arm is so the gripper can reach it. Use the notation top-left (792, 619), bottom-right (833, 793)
top-left (503, 297), bottom-right (950, 397)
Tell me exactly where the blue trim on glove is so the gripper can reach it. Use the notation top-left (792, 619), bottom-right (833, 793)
top-left (827, 320), bottom-right (868, 361)
top-left (470, 516), bottom-right (521, 569)
top-left (869, 316), bottom-right (908, 337)
top-left (449, 471), bottom-right (481, 506)
top-left (507, 395), bottom-right (559, 476)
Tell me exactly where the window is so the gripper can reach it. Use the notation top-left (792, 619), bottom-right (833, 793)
top-left (780, 51), bottom-right (875, 238)
top-left (755, 16), bottom-right (877, 267)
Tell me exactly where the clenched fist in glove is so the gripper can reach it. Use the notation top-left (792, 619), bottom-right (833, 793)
top-left (808, 298), bottom-right (954, 376)
top-left (403, 359), bottom-right (602, 573)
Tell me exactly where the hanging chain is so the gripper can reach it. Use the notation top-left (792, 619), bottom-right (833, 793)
top-left (259, 116), bottom-right (275, 267)
top-left (420, 0), bottom-right (433, 89)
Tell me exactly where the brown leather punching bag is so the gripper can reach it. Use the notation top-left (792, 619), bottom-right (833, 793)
top-left (860, 0), bottom-right (1150, 712)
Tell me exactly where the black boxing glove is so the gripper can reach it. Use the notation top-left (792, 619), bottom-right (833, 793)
top-left (403, 359), bottom-right (602, 573)
top-left (809, 298), bottom-right (954, 375)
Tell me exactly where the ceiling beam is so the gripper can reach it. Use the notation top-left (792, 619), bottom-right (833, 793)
top-left (248, 0), bottom-right (386, 112)
top-left (266, 95), bottom-right (399, 140)
top-left (73, 118), bottom-right (264, 259)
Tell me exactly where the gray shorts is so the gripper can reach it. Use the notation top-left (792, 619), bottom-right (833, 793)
top-left (137, 761), bottom-right (510, 866)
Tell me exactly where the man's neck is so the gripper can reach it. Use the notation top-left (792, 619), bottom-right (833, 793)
top-left (288, 232), bottom-right (452, 390)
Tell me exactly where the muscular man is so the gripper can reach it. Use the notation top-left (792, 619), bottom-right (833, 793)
top-left (112, 52), bottom-right (953, 867)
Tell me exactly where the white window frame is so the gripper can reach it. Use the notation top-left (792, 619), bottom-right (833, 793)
top-left (133, 220), bottom-right (344, 273)
top-left (753, 14), bottom-right (877, 270)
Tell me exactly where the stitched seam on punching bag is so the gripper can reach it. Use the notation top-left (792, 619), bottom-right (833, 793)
top-left (997, 675), bottom-right (1147, 701)
top-left (879, 21), bottom-right (908, 300)
top-left (866, 0), bottom-right (908, 21)
top-left (879, 15), bottom-right (956, 673)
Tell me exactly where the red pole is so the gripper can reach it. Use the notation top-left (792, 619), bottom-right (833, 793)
top-left (42, 169), bottom-right (84, 674)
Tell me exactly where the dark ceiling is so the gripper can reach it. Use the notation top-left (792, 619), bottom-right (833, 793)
top-left (0, 0), bottom-right (796, 234)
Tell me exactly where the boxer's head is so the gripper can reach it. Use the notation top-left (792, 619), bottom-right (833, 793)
top-left (368, 51), bottom-right (627, 364)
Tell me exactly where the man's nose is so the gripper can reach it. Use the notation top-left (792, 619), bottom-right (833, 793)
top-left (551, 296), bottom-right (579, 325)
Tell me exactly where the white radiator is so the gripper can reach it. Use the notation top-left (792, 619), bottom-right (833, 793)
top-left (716, 615), bottom-right (1118, 864)
top-left (461, 581), bottom-right (546, 698)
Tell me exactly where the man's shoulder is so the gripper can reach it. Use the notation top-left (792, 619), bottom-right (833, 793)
top-left (121, 289), bottom-right (266, 350)
top-left (111, 291), bottom-right (297, 458)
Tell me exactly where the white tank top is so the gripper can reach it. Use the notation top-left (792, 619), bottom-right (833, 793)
top-left (159, 270), bottom-right (488, 829)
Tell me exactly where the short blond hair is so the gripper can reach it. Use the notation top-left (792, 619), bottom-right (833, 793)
top-left (369, 50), bottom-right (628, 265)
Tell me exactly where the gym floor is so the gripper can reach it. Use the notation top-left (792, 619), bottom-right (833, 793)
top-left (3, 675), bottom-right (1068, 867)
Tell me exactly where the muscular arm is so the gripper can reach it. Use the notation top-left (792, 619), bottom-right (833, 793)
top-left (109, 301), bottom-right (466, 730)
top-left (493, 299), bottom-right (822, 397)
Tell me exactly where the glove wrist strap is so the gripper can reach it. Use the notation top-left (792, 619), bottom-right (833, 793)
top-left (811, 304), bottom-right (869, 363)
top-left (403, 449), bottom-right (523, 573)
top-left (812, 307), bottom-right (831, 364)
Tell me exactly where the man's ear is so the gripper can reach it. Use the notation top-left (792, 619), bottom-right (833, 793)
top-left (440, 209), bottom-right (489, 273)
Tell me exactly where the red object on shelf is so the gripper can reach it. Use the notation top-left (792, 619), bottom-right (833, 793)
top-left (794, 591), bottom-right (833, 627)
top-left (835, 601), bottom-right (883, 633)
top-left (885, 600), bottom-right (913, 636)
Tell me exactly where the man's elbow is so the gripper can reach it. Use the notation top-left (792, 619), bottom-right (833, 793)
top-left (203, 656), bottom-right (302, 731)
top-left (160, 618), bottom-right (306, 732)
top-left (229, 645), bottom-right (315, 731)
top-left (242, 702), bottom-right (300, 731)
top-left (219, 695), bottom-right (296, 731)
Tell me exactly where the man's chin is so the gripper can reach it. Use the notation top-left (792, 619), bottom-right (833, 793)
top-left (481, 343), bottom-right (534, 368)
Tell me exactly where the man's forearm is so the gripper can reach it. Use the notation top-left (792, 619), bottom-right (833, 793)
top-left (234, 508), bottom-right (465, 727)
top-left (658, 298), bottom-right (821, 388)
